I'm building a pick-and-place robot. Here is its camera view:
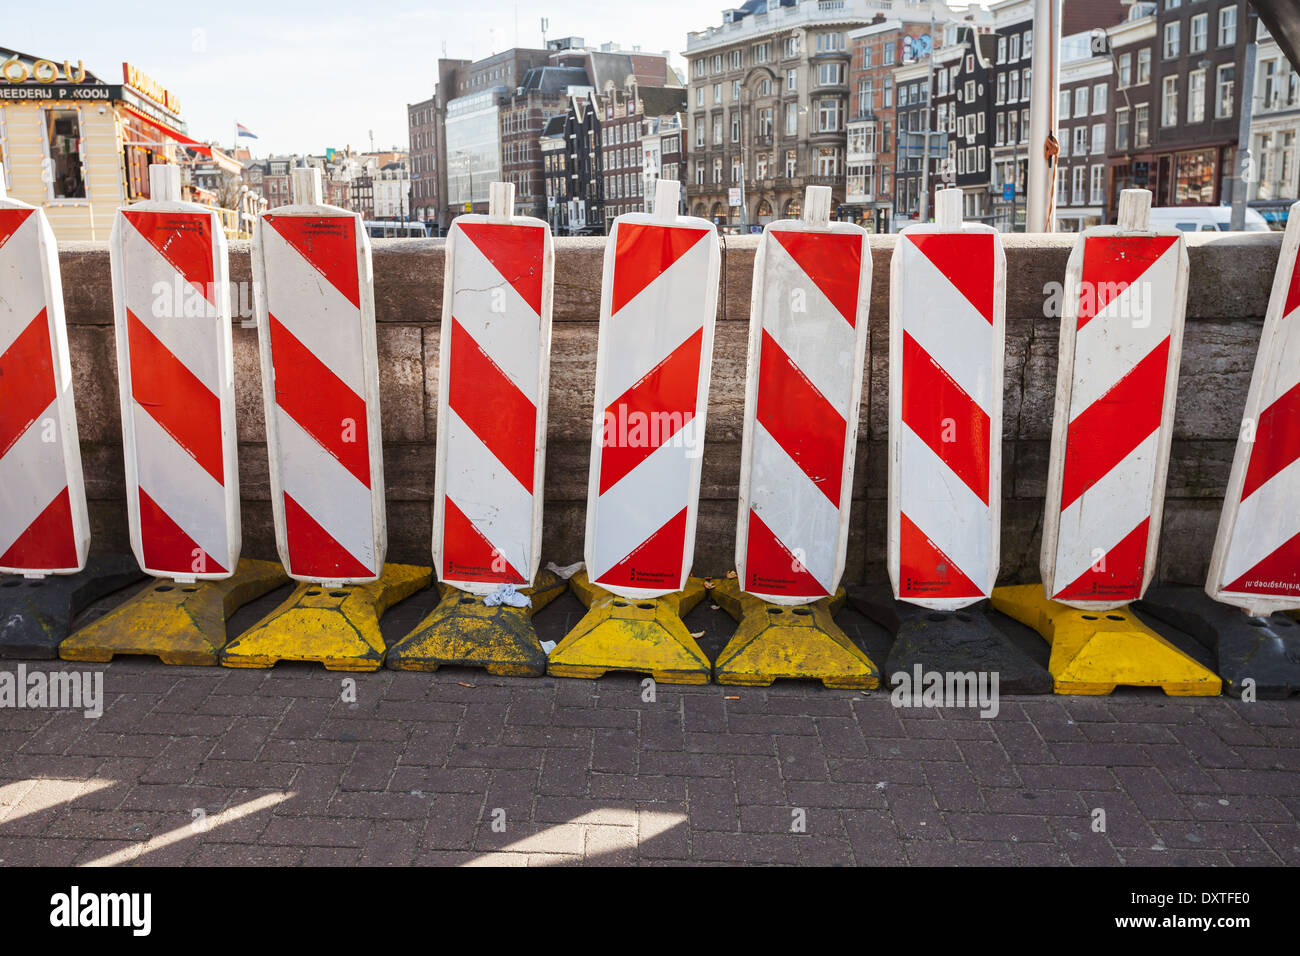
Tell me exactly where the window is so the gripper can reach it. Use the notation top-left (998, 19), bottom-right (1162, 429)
top-left (1091, 123), bottom-right (1105, 154)
top-left (784, 35), bottom-right (800, 58)
top-left (730, 110), bottom-right (740, 142)
top-left (713, 83), bottom-right (722, 104)
top-left (1135, 103), bottom-right (1150, 146)
top-left (1075, 87), bottom-right (1088, 116)
top-left (696, 87), bottom-right (704, 107)
top-left (755, 42), bottom-right (770, 64)
top-left (1092, 84), bottom-right (1106, 114)
top-left (1163, 22), bottom-right (1179, 59)
top-left (816, 32), bottom-right (846, 53)
top-left (997, 73), bottom-right (1007, 104)
top-left (785, 102), bottom-right (798, 135)
top-left (1119, 53), bottom-right (1132, 88)
top-left (1074, 125), bottom-right (1088, 154)
top-left (964, 80), bottom-right (975, 101)
top-left (1059, 129), bottom-right (1069, 158)
top-left (758, 107), bottom-right (773, 137)
top-left (695, 161), bottom-right (705, 185)
top-left (1056, 166), bottom-right (1068, 205)
top-left (1162, 76), bottom-right (1178, 126)
top-left (818, 63), bottom-right (845, 86)
top-left (862, 45), bottom-right (873, 68)
top-left (1165, 0), bottom-right (1180, 7)
top-left (857, 79), bottom-right (873, 115)
top-left (883, 43), bottom-right (894, 65)
top-left (1072, 165), bottom-right (1085, 205)
top-left (817, 99), bottom-right (844, 133)
top-left (731, 158), bottom-right (742, 182)
top-left (1218, 6), bottom-right (1236, 47)
top-left (1138, 48), bottom-right (1151, 84)
top-left (1009, 71), bottom-right (1020, 102)
top-left (758, 78), bottom-right (771, 97)
top-left (729, 50), bottom-right (742, 70)
top-left (711, 54), bottom-right (722, 74)
top-left (1188, 69), bottom-right (1206, 123)
top-left (787, 69), bottom-right (797, 92)
top-left (712, 157), bottom-right (722, 183)
top-left (1024, 31), bottom-right (1033, 58)
top-left (1059, 90), bottom-right (1071, 119)
top-left (1091, 164), bottom-right (1105, 205)
top-left (1009, 34), bottom-right (1020, 61)
top-left (996, 112), bottom-right (1006, 145)
top-left (693, 59), bottom-right (705, 78)
top-left (44, 110), bottom-right (86, 199)
top-left (785, 149), bottom-right (797, 178)
top-left (816, 147), bottom-right (843, 177)
top-left (1216, 64), bottom-right (1235, 119)
top-left (1022, 69), bottom-right (1032, 100)
top-left (997, 37), bottom-right (1007, 63)
top-left (885, 76), bottom-right (894, 107)
top-left (732, 80), bottom-right (741, 100)
top-left (1116, 107), bottom-right (1131, 150)
top-left (713, 114), bottom-right (723, 144)
top-left (1190, 13), bottom-right (1208, 54)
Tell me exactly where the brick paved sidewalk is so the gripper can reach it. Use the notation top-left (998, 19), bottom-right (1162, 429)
top-left (0, 586), bottom-right (1296, 866)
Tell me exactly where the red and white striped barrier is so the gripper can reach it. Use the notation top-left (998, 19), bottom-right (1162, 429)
top-left (1041, 189), bottom-right (1188, 609)
top-left (1207, 197), bottom-right (1300, 617)
top-left (0, 181), bottom-right (89, 575)
top-left (433, 182), bottom-right (552, 593)
top-left (253, 167), bottom-right (386, 585)
top-left (109, 164), bottom-right (239, 581)
top-left (889, 189), bottom-right (1005, 609)
top-left (585, 179), bottom-right (719, 599)
top-left (735, 186), bottom-right (870, 604)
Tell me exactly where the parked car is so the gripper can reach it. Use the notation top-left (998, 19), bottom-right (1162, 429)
top-left (1147, 205), bottom-right (1271, 232)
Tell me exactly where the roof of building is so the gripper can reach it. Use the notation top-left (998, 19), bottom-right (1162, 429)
top-left (638, 86), bottom-right (688, 117)
top-left (541, 114), bottom-right (566, 137)
top-left (519, 65), bottom-right (592, 94)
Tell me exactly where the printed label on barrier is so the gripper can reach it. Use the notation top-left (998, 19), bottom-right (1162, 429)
top-left (434, 217), bottom-right (552, 594)
top-left (0, 202), bottom-right (89, 575)
top-left (584, 214), bottom-right (720, 599)
top-left (735, 222), bottom-right (870, 605)
top-left (889, 227), bottom-right (1004, 609)
top-left (113, 207), bottom-right (239, 579)
top-left (255, 210), bottom-right (385, 583)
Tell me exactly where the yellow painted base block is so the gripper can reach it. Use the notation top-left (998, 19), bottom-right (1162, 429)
top-left (990, 584), bottom-right (1221, 696)
top-left (385, 570), bottom-right (567, 676)
top-left (220, 564), bottom-right (431, 671)
top-left (712, 578), bottom-right (880, 689)
top-left (547, 571), bottom-right (710, 684)
top-left (59, 559), bottom-right (289, 666)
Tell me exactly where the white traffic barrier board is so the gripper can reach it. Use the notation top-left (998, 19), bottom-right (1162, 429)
top-left (0, 183), bottom-right (89, 575)
top-left (584, 180), bottom-right (719, 599)
top-left (433, 182), bottom-right (553, 594)
top-left (1040, 189), bottom-right (1188, 610)
top-left (109, 164), bottom-right (239, 581)
top-left (1207, 197), bottom-right (1300, 616)
top-left (888, 188), bottom-right (1005, 610)
top-left (734, 186), bottom-right (870, 605)
top-left (252, 167), bottom-right (386, 585)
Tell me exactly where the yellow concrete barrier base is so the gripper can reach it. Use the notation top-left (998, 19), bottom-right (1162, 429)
top-left (712, 578), bottom-right (880, 689)
top-left (220, 564), bottom-right (431, 671)
top-left (990, 584), bottom-right (1222, 696)
top-left (547, 571), bottom-right (710, 684)
top-left (385, 569), bottom-right (567, 676)
top-left (59, 559), bottom-right (289, 666)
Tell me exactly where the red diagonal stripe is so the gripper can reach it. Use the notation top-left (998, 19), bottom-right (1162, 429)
top-left (283, 492), bottom-right (372, 579)
top-left (1285, 246), bottom-right (1300, 318)
top-left (1078, 235), bottom-right (1178, 328)
top-left (744, 508), bottom-right (828, 598)
top-left (123, 210), bottom-right (216, 305)
top-left (1224, 529), bottom-right (1300, 597)
top-left (907, 232), bottom-right (995, 323)
top-left (264, 214), bottom-right (360, 309)
top-left (772, 230), bottom-right (863, 326)
top-left (0, 487), bottom-right (77, 571)
top-left (458, 222), bottom-right (545, 315)
top-left (756, 329), bottom-right (846, 508)
top-left (447, 317), bottom-right (536, 493)
top-left (441, 496), bottom-right (526, 584)
top-left (138, 487), bottom-right (227, 575)
top-left (269, 314), bottom-right (370, 488)
top-left (900, 330), bottom-right (991, 505)
top-left (1060, 337), bottom-right (1170, 511)
top-left (127, 310), bottom-right (224, 485)
top-left (1241, 381), bottom-right (1300, 501)
top-left (1053, 517), bottom-right (1149, 603)
top-left (898, 511), bottom-right (984, 600)
top-left (0, 208), bottom-right (35, 252)
top-left (611, 222), bottom-right (708, 315)
top-left (595, 506), bottom-right (688, 592)
top-left (599, 328), bottom-right (702, 495)
top-left (0, 309), bottom-right (56, 459)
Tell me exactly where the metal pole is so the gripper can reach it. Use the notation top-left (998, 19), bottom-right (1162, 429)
top-left (918, 8), bottom-right (937, 222)
top-left (1230, 14), bottom-right (1259, 232)
top-left (1027, 0), bottom-right (1060, 232)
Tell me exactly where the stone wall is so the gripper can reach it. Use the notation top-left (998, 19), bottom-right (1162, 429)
top-left (56, 229), bottom-right (1282, 586)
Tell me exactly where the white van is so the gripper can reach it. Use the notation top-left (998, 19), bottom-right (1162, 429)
top-left (1147, 205), bottom-right (1272, 232)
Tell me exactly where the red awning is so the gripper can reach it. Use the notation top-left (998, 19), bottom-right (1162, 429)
top-left (120, 103), bottom-right (211, 155)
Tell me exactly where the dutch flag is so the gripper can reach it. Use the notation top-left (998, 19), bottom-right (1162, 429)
top-left (236, 123), bottom-right (258, 139)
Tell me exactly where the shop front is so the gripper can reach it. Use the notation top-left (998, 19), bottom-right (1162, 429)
top-left (1109, 145), bottom-right (1234, 218)
top-left (1, 49), bottom-right (206, 240)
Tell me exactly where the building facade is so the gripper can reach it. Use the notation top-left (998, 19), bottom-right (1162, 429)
top-left (1247, 17), bottom-right (1300, 218)
top-left (407, 96), bottom-right (438, 226)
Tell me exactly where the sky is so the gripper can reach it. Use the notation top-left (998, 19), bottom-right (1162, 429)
top-left (6, 0), bottom-right (720, 156)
